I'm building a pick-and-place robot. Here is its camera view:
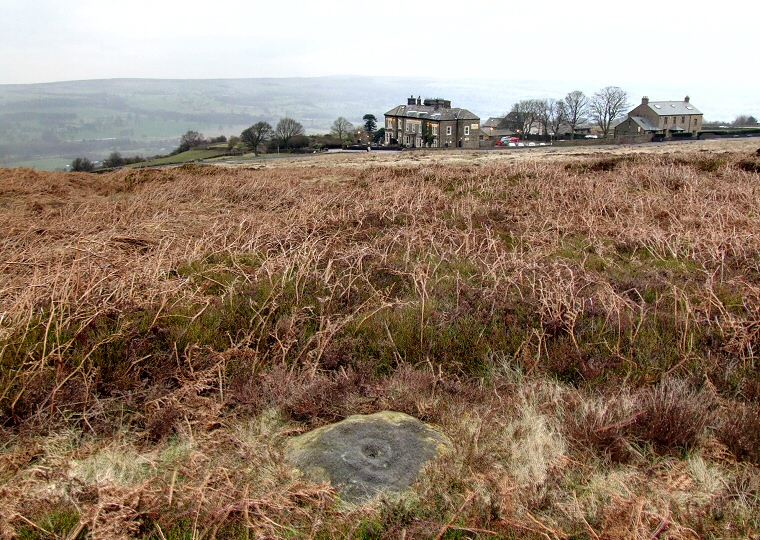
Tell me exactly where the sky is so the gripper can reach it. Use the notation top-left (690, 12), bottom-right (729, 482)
top-left (1, 0), bottom-right (758, 117)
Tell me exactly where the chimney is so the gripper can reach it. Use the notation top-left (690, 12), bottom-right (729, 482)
top-left (642, 96), bottom-right (649, 105)
top-left (417, 95), bottom-right (422, 105)
top-left (684, 95), bottom-right (690, 103)
top-left (408, 95), bottom-right (416, 105)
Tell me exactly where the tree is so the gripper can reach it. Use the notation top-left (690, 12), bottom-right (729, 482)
top-left (589, 86), bottom-right (631, 138)
top-left (176, 130), bottom-right (205, 153)
top-left (563, 90), bottom-right (589, 139)
top-left (274, 117), bottom-right (305, 149)
top-left (421, 123), bottom-right (436, 146)
top-left (362, 114), bottom-right (377, 135)
top-left (330, 117), bottom-right (354, 143)
top-left (501, 100), bottom-right (541, 137)
top-left (70, 157), bottom-right (94, 172)
top-left (227, 135), bottom-right (241, 152)
top-left (733, 114), bottom-right (758, 126)
top-left (240, 121), bottom-right (273, 155)
top-left (373, 127), bottom-right (386, 145)
top-left (289, 135), bottom-right (311, 149)
top-left (546, 99), bottom-right (567, 140)
top-left (104, 151), bottom-right (125, 168)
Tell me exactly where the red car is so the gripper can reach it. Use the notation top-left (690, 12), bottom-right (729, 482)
top-left (495, 136), bottom-right (520, 146)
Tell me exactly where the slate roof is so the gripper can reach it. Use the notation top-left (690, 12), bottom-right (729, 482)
top-left (482, 117), bottom-right (504, 129)
top-left (485, 129), bottom-right (515, 137)
top-left (646, 101), bottom-right (702, 116)
top-left (385, 104), bottom-right (480, 122)
top-left (628, 116), bottom-right (661, 131)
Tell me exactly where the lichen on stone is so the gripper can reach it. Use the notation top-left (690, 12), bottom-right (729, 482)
top-left (285, 411), bottom-right (452, 503)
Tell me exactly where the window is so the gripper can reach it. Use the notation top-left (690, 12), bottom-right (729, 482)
top-left (446, 126), bottom-right (452, 135)
top-left (681, 116), bottom-right (685, 123)
top-left (464, 126), bottom-right (470, 136)
top-left (664, 117), bottom-right (668, 125)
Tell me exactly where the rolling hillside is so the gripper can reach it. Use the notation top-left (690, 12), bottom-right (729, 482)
top-left (2, 76), bottom-right (757, 170)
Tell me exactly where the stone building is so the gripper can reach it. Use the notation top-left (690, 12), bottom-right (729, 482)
top-left (480, 117), bottom-right (514, 141)
top-left (384, 96), bottom-right (480, 149)
top-left (614, 96), bottom-right (703, 138)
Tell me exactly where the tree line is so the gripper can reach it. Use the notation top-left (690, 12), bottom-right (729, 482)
top-left (501, 86), bottom-right (630, 139)
top-left (234, 114), bottom-right (380, 155)
top-left (69, 113), bottom-right (383, 171)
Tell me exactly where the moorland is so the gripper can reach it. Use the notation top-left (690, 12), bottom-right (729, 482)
top-left (1, 139), bottom-right (759, 538)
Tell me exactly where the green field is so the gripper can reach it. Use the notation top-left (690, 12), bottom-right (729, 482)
top-left (133, 148), bottom-right (231, 167)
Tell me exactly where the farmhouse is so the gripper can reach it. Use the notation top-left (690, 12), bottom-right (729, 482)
top-left (384, 96), bottom-right (480, 149)
top-left (614, 96), bottom-right (703, 139)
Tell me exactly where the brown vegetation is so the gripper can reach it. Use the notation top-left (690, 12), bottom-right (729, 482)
top-left (1, 140), bottom-right (760, 538)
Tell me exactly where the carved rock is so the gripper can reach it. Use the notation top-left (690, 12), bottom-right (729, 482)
top-left (286, 411), bottom-right (452, 503)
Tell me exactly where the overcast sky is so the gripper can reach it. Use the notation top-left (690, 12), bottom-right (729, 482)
top-left (1, 0), bottom-right (758, 116)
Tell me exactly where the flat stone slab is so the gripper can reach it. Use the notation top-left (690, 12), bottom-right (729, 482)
top-left (285, 411), bottom-right (452, 503)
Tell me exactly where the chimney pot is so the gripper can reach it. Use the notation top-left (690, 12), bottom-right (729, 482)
top-left (684, 95), bottom-right (690, 102)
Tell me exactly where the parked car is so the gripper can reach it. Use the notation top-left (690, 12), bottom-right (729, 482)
top-left (496, 136), bottom-right (520, 146)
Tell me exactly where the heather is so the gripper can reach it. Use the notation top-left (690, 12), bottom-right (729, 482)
top-left (1, 141), bottom-right (759, 538)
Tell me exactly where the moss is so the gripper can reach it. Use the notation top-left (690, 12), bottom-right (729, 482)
top-left (17, 507), bottom-right (81, 539)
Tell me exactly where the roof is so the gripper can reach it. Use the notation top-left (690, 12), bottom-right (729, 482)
top-left (646, 101), bottom-right (702, 116)
top-left (623, 116), bottom-right (661, 132)
top-left (482, 117), bottom-right (504, 128)
top-left (557, 122), bottom-right (593, 132)
top-left (482, 128), bottom-right (514, 138)
top-left (385, 103), bottom-right (480, 122)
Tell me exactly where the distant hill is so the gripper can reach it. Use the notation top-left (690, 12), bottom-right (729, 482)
top-left (1, 76), bottom-right (756, 170)
top-left (0, 76), bottom-right (565, 170)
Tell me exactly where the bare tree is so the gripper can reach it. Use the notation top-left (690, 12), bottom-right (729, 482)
top-left (535, 99), bottom-right (551, 138)
top-left (548, 99), bottom-right (567, 140)
top-left (563, 90), bottom-right (589, 139)
top-left (330, 117), bottom-right (354, 142)
top-left (590, 86), bottom-right (631, 138)
top-left (240, 121), bottom-right (273, 155)
top-left (535, 99), bottom-right (566, 140)
top-left (733, 114), bottom-right (758, 126)
top-left (274, 117), bottom-right (305, 149)
top-left (501, 99), bottom-right (541, 137)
